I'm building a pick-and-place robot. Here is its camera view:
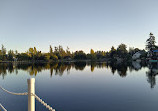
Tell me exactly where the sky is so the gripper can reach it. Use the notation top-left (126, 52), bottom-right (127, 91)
top-left (1, 0), bottom-right (158, 53)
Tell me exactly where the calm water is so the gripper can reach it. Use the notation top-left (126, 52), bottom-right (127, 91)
top-left (1, 61), bottom-right (158, 111)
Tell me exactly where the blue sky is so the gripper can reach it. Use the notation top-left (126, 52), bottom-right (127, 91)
top-left (1, 0), bottom-right (158, 53)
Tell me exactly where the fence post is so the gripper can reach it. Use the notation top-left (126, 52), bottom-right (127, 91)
top-left (27, 78), bottom-right (35, 111)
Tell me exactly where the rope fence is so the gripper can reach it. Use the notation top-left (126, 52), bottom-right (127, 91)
top-left (0, 78), bottom-right (55, 111)
top-left (0, 104), bottom-right (7, 111)
top-left (0, 86), bottom-right (28, 96)
top-left (34, 94), bottom-right (55, 111)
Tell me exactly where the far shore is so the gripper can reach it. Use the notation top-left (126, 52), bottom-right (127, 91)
top-left (0, 59), bottom-right (147, 64)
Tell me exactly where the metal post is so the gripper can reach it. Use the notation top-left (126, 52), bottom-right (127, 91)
top-left (27, 78), bottom-right (35, 111)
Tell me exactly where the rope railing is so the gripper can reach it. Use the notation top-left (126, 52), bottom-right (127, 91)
top-left (0, 86), bottom-right (28, 96)
top-left (34, 94), bottom-right (55, 111)
top-left (0, 104), bottom-right (7, 111)
top-left (0, 78), bottom-right (55, 111)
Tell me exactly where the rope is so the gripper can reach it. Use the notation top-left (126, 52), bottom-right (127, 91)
top-left (34, 94), bottom-right (55, 111)
top-left (0, 86), bottom-right (28, 95)
top-left (0, 104), bottom-right (7, 111)
top-left (0, 86), bottom-right (55, 111)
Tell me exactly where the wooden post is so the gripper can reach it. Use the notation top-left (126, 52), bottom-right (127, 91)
top-left (27, 78), bottom-right (35, 111)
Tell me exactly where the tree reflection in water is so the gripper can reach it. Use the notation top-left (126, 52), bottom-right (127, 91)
top-left (1, 61), bottom-right (158, 88)
top-left (146, 62), bottom-right (158, 88)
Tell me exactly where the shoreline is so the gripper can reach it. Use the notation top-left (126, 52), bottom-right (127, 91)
top-left (0, 59), bottom-right (147, 64)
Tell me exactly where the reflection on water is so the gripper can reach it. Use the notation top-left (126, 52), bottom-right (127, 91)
top-left (1, 61), bottom-right (158, 88)
top-left (1, 61), bottom-right (158, 111)
top-left (146, 62), bottom-right (158, 88)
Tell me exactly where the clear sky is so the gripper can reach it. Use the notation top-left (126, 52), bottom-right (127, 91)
top-left (1, 0), bottom-right (158, 53)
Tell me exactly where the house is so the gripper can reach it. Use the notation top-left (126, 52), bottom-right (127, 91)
top-left (132, 52), bottom-right (141, 60)
top-left (148, 50), bottom-right (158, 60)
top-left (152, 50), bottom-right (158, 58)
top-left (132, 50), bottom-right (146, 60)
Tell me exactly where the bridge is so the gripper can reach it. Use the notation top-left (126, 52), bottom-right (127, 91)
top-left (0, 78), bottom-right (55, 111)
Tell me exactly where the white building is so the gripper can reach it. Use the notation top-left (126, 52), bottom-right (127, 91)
top-left (132, 52), bottom-right (141, 60)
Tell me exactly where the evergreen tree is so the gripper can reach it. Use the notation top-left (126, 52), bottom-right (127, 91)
top-left (146, 33), bottom-right (156, 51)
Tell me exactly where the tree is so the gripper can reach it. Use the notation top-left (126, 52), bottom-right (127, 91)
top-left (0, 50), bottom-right (2, 60)
top-left (1, 45), bottom-right (6, 60)
top-left (50, 45), bottom-right (53, 55)
top-left (89, 49), bottom-right (97, 60)
top-left (90, 49), bottom-right (95, 55)
top-left (146, 33), bottom-right (156, 51)
top-left (66, 46), bottom-right (71, 57)
top-left (28, 48), bottom-right (34, 57)
top-left (109, 46), bottom-right (116, 58)
top-left (74, 51), bottom-right (87, 60)
top-left (117, 43), bottom-right (128, 58)
top-left (50, 54), bottom-right (58, 61)
top-left (59, 45), bottom-right (66, 58)
top-left (1, 45), bottom-right (6, 55)
top-left (117, 44), bottom-right (127, 53)
top-left (27, 47), bottom-right (38, 60)
top-left (95, 51), bottom-right (105, 59)
top-left (17, 53), bottom-right (30, 61)
top-left (33, 47), bottom-right (37, 55)
top-left (8, 50), bottom-right (14, 61)
top-left (15, 50), bottom-right (18, 55)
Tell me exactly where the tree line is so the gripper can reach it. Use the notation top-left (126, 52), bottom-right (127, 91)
top-left (0, 43), bottom-right (147, 62)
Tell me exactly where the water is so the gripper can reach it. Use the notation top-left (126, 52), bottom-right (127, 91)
top-left (1, 61), bottom-right (158, 111)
